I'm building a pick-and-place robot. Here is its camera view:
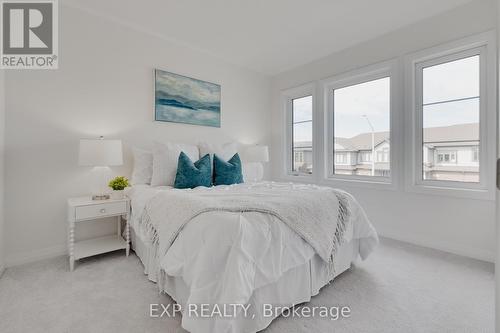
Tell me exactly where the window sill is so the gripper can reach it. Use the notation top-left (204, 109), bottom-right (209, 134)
top-left (279, 172), bottom-right (398, 190)
top-left (405, 183), bottom-right (494, 201)
top-left (281, 173), bottom-right (314, 182)
top-left (321, 176), bottom-right (397, 191)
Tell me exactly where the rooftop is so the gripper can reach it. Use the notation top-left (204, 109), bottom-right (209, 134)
top-left (295, 123), bottom-right (479, 151)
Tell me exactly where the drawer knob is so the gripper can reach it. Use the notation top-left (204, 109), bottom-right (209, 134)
top-left (100, 208), bottom-right (106, 213)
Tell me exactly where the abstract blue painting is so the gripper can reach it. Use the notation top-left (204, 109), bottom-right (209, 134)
top-left (155, 69), bottom-right (221, 127)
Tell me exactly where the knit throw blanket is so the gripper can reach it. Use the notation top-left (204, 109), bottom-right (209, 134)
top-left (140, 183), bottom-right (351, 266)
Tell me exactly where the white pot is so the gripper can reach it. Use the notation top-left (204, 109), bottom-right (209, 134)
top-left (110, 190), bottom-right (124, 200)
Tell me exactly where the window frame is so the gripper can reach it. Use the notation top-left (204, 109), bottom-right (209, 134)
top-left (359, 152), bottom-right (372, 163)
top-left (278, 31), bottom-right (495, 199)
top-left (282, 83), bottom-right (316, 179)
top-left (404, 31), bottom-right (496, 200)
top-left (377, 148), bottom-right (389, 163)
top-left (436, 150), bottom-right (458, 165)
top-left (335, 152), bottom-right (347, 164)
top-left (322, 60), bottom-right (401, 189)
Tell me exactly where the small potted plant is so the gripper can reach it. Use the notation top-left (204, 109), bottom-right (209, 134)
top-left (108, 176), bottom-right (129, 199)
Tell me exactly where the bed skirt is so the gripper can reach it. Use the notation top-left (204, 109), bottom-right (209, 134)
top-left (129, 225), bottom-right (359, 332)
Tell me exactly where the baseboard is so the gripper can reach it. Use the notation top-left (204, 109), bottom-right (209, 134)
top-left (0, 264), bottom-right (5, 278)
top-left (379, 230), bottom-right (495, 263)
top-left (5, 244), bottom-right (67, 267)
top-left (3, 232), bottom-right (494, 267)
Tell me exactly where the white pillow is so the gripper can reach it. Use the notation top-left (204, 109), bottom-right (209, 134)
top-left (131, 148), bottom-right (153, 185)
top-left (151, 142), bottom-right (199, 186)
top-left (242, 163), bottom-right (263, 182)
top-left (199, 142), bottom-right (238, 162)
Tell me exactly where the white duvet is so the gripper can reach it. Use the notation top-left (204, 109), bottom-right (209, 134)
top-left (128, 182), bottom-right (378, 333)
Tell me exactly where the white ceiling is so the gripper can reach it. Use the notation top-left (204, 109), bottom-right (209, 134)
top-left (64, 0), bottom-right (475, 75)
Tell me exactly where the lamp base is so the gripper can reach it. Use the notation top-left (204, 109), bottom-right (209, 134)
top-left (92, 194), bottom-right (110, 200)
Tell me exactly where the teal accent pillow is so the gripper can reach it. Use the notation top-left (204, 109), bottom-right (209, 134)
top-left (213, 153), bottom-right (244, 186)
top-left (174, 152), bottom-right (212, 189)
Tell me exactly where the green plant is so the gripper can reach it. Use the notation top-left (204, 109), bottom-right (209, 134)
top-left (108, 176), bottom-right (129, 191)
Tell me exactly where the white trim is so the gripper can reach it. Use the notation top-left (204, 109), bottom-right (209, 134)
top-left (5, 244), bottom-right (67, 267)
top-left (379, 231), bottom-right (494, 263)
top-left (404, 30), bottom-right (497, 201)
top-left (320, 59), bottom-right (402, 190)
top-left (281, 83), bottom-right (316, 179)
top-left (415, 48), bottom-right (485, 189)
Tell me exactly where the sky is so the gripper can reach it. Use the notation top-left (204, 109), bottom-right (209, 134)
top-left (292, 55), bottom-right (480, 143)
top-left (156, 70), bottom-right (220, 104)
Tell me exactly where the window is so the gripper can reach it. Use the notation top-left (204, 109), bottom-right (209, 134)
top-left (281, 32), bottom-right (494, 198)
top-left (294, 151), bottom-right (304, 163)
top-left (284, 84), bottom-right (314, 177)
top-left (331, 76), bottom-right (391, 178)
top-left (407, 31), bottom-right (496, 200)
top-left (420, 54), bottom-right (479, 182)
top-left (359, 152), bottom-right (372, 163)
top-left (436, 151), bottom-right (457, 164)
top-left (335, 152), bottom-right (347, 164)
top-left (323, 61), bottom-right (397, 187)
top-left (377, 148), bottom-right (389, 162)
top-left (291, 95), bottom-right (313, 174)
top-left (472, 147), bottom-right (479, 162)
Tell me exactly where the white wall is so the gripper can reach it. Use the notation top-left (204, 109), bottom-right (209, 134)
top-left (0, 69), bottom-right (5, 275)
top-left (271, 0), bottom-right (497, 261)
top-left (3, 5), bottom-right (271, 266)
top-left (495, 2), bottom-right (500, 332)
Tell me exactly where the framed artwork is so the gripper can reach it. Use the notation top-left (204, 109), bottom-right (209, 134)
top-left (154, 69), bottom-right (221, 127)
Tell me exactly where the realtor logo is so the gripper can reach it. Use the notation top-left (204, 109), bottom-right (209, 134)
top-left (1, 0), bottom-right (58, 69)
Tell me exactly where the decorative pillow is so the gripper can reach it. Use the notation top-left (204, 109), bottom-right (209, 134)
top-left (213, 153), bottom-right (244, 186)
top-left (151, 142), bottom-right (199, 187)
top-left (131, 148), bottom-right (153, 185)
top-left (198, 142), bottom-right (238, 176)
top-left (174, 152), bottom-right (212, 189)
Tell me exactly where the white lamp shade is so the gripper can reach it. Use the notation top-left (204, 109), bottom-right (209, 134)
top-left (79, 139), bottom-right (123, 166)
top-left (244, 145), bottom-right (269, 163)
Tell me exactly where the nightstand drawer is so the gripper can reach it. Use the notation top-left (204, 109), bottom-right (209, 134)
top-left (75, 201), bottom-right (127, 221)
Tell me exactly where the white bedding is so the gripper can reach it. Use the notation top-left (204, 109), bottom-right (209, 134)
top-left (127, 182), bottom-right (378, 333)
top-left (127, 184), bottom-right (172, 231)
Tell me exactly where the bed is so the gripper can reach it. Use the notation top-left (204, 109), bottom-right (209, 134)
top-left (126, 181), bottom-right (378, 333)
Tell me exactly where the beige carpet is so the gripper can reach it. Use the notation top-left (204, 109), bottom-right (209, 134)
top-left (0, 238), bottom-right (494, 333)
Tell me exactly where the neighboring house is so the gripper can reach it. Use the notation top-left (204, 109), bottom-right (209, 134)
top-left (293, 141), bottom-right (313, 174)
top-left (293, 123), bottom-right (479, 181)
top-left (334, 131), bottom-right (390, 177)
top-left (422, 123), bottom-right (479, 182)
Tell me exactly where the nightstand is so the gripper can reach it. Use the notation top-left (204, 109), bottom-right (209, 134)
top-left (67, 197), bottom-right (130, 271)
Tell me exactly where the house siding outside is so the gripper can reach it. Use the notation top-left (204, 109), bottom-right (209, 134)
top-left (293, 123), bottom-right (479, 181)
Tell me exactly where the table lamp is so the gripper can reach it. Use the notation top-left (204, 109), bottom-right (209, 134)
top-left (243, 145), bottom-right (269, 182)
top-left (79, 136), bottom-right (123, 200)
